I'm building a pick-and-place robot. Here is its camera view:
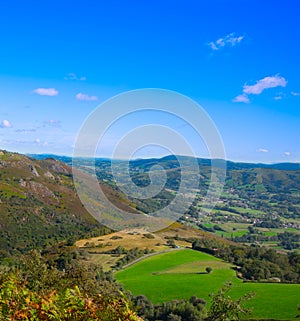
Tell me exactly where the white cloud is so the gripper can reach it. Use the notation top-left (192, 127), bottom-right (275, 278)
top-left (64, 73), bottom-right (86, 81)
top-left (1, 119), bottom-right (12, 128)
top-left (233, 75), bottom-right (287, 103)
top-left (232, 94), bottom-right (250, 103)
top-left (291, 91), bottom-right (300, 96)
top-left (76, 92), bottom-right (98, 101)
top-left (256, 148), bottom-right (269, 153)
top-left (283, 151), bottom-right (291, 156)
top-left (243, 75), bottom-right (287, 95)
top-left (209, 33), bottom-right (244, 51)
top-left (33, 88), bottom-right (59, 96)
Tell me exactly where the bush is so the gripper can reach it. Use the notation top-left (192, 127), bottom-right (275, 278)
top-left (143, 233), bottom-right (155, 239)
top-left (110, 235), bottom-right (123, 240)
top-left (205, 267), bottom-right (212, 274)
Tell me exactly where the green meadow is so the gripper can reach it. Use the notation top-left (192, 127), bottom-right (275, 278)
top-left (116, 249), bottom-right (300, 320)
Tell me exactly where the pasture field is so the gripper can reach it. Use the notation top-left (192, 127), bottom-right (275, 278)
top-left (201, 220), bottom-right (300, 251)
top-left (76, 224), bottom-right (229, 270)
top-left (116, 249), bottom-right (300, 320)
top-left (76, 229), bottom-right (169, 267)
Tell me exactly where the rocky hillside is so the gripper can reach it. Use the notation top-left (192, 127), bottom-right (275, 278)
top-left (0, 150), bottom-right (110, 256)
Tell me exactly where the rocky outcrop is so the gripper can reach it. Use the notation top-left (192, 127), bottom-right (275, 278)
top-left (44, 171), bottom-right (55, 179)
top-left (29, 164), bottom-right (39, 176)
top-left (23, 181), bottom-right (58, 204)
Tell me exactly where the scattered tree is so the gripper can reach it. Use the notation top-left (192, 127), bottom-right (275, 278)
top-left (205, 267), bottom-right (212, 274)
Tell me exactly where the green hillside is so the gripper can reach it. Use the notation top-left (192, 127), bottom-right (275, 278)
top-left (0, 150), bottom-right (110, 256)
top-left (116, 249), bottom-right (300, 320)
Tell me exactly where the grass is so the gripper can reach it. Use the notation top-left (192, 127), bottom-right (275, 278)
top-left (204, 222), bottom-right (250, 238)
top-left (76, 229), bottom-right (169, 250)
top-left (234, 208), bottom-right (265, 216)
top-left (84, 252), bottom-right (125, 270)
top-left (201, 220), bottom-right (300, 242)
top-left (77, 228), bottom-right (188, 271)
top-left (0, 183), bottom-right (27, 199)
top-left (116, 249), bottom-right (300, 320)
top-left (214, 229), bottom-right (248, 238)
top-left (76, 223), bottom-right (236, 271)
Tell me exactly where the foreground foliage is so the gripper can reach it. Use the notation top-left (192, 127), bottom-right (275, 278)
top-left (206, 283), bottom-right (254, 321)
top-left (0, 249), bottom-right (141, 321)
top-left (0, 250), bottom-right (256, 321)
top-left (0, 274), bottom-right (141, 321)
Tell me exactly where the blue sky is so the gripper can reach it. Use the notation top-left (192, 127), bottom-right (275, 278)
top-left (0, 0), bottom-right (299, 163)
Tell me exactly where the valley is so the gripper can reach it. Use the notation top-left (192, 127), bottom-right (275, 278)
top-left (67, 154), bottom-right (300, 252)
top-left (1, 151), bottom-right (299, 320)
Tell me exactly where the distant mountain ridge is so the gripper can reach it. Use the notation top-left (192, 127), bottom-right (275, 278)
top-left (29, 153), bottom-right (300, 171)
top-left (29, 153), bottom-right (300, 221)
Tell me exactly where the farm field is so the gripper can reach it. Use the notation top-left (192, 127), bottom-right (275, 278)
top-left (200, 220), bottom-right (300, 251)
top-left (116, 249), bottom-right (300, 320)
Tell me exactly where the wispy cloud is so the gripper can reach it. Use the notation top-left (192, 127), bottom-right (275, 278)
top-left (232, 94), bottom-right (249, 103)
top-left (0, 119), bottom-right (12, 128)
top-left (44, 119), bottom-right (61, 127)
top-left (209, 33), bottom-right (244, 51)
top-left (283, 151), bottom-right (291, 156)
top-left (291, 91), bottom-right (300, 96)
top-left (256, 148), bottom-right (269, 153)
top-left (76, 93), bottom-right (98, 101)
top-left (274, 92), bottom-right (285, 100)
top-left (64, 73), bottom-right (86, 81)
top-left (33, 88), bottom-right (59, 96)
top-left (15, 128), bottom-right (37, 133)
top-left (233, 75), bottom-right (287, 103)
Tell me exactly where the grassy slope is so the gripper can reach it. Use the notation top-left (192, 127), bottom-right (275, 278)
top-left (76, 223), bottom-right (235, 270)
top-left (116, 249), bottom-right (300, 320)
top-left (76, 229), bottom-right (172, 270)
